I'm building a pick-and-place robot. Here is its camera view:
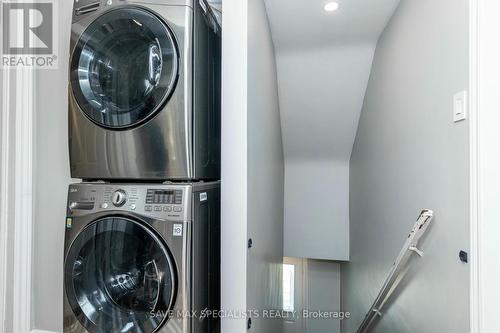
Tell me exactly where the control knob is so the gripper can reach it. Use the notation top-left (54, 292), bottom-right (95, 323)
top-left (112, 189), bottom-right (127, 207)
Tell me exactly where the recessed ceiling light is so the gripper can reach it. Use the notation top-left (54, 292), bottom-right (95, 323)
top-left (324, 2), bottom-right (340, 12)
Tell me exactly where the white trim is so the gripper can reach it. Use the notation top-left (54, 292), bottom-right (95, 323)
top-left (0, 12), bottom-right (37, 333)
top-left (471, 1), bottom-right (500, 332)
top-left (0, 4), bottom-right (9, 332)
top-left (0, 61), bottom-right (11, 333)
top-left (469, 0), bottom-right (480, 332)
top-left (30, 330), bottom-right (58, 333)
top-left (0, 63), bottom-right (36, 333)
top-left (220, 1), bottom-right (248, 333)
top-left (10, 67), bottom-right (36, 333)
top-left (13, 68), bottom-right (36, 333)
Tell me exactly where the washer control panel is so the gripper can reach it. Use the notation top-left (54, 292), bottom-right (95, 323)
top-left (67, 183), bottom-right (192, 221)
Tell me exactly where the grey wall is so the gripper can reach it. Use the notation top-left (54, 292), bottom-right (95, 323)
top-left (307, 260), bottom-right (341, 333)
top-left (32, 0), bottom-right (73, 331)
top-left (342, 0), bottom-right (470, 332)
top-left (284, 259), bottom-right (341, 333)
top-left (247, 0), bottom-right (284, 332)
top-left (283, 159), bottom-right (350, 260)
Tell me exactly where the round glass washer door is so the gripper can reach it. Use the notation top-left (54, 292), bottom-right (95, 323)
top-left (70, 7), bottom-right (179, 129)
top-left (64, 217), bottom-right (177, 333)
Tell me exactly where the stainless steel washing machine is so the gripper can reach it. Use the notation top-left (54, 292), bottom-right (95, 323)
top-left (63, 182), bottom-right (220, 333)
top-left (69, 0), bottom-right (221, 181)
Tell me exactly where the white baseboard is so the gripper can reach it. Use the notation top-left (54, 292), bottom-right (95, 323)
top-left (31, 330), bottom-right (60, 333)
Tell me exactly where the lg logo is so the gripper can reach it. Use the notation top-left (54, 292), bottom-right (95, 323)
top-left (2, 2), bottom-right (53, 54)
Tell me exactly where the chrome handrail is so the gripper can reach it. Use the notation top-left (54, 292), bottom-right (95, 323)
top-left (356, 209), bottom-right (434, 333)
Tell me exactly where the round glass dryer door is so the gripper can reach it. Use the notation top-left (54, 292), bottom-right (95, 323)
top-left (65, 217), bottom-right (176, 333)
top-left (70, 8), bottom-right (179, 129)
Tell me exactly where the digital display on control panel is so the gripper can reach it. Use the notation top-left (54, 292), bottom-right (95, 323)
top-left (146, 189), bottom-right (182, 205)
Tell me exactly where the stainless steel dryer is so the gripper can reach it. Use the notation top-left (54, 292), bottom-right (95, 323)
top-left (64, 182), bottom-right (220, 333)
top-left (69, 0), bottom-right (221, 180)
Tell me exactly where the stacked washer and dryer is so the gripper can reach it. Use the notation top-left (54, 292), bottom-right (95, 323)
top-left (64, 1), bottom-right (221, 333)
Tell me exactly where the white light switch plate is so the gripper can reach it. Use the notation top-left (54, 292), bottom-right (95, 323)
top-left (453, 90), bottom-right (468, 122)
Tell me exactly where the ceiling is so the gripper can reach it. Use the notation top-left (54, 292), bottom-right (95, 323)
top-left (264, 0), bottom-right (401, 163)
top-left (265, 0), bottom-right (401, 52)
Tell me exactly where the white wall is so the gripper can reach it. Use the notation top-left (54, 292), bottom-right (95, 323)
top-left (247, 0), bottom-right (284, 332)
top-left (32, 1), bottom-right (73, 331)
top-left (222, 1), bottom-right (284, 332)
top-left (276, 32), bottom-right (373, 263)
top-left (279, 45), bottom-right (375, 260)
top-left (342, 0), bottom-right (470, 332)
top-left (284, 160), bottom-right (349, 260)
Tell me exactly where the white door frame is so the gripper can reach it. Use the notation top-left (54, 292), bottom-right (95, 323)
top-left (469, 1), bottom-right (479, 332)
top-left (220, 1), bottom-right (248, 333)
top-left (470, 1), bottom-right (500, 333)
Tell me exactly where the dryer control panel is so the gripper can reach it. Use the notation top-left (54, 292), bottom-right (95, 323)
top-left (67, 183), bottom-right (192, 222)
